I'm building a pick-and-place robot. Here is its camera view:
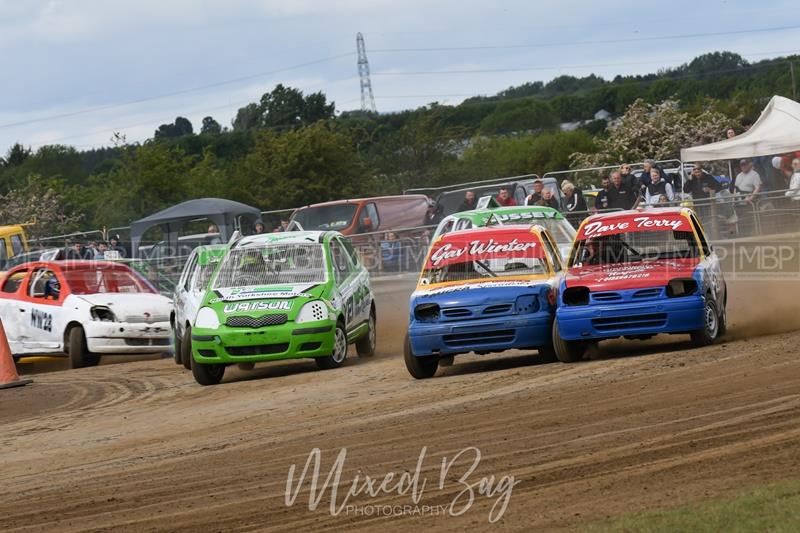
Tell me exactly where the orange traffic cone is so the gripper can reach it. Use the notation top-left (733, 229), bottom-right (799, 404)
top-left (0, 319), bottom-right (32, 390)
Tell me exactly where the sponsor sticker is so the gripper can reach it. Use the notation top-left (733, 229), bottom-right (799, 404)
top-left (216, 285), bottom-right (315, 301)
top-left (579, 214), bottom-right (691, 239)
top-left (414, 280), bottom-right (547, 296)
top-left (427, 235), bottom-right (543, 269)
top-left (483, 210), bottom-right (558, 224)
top-left (223, 301), bottom-right (293, 313)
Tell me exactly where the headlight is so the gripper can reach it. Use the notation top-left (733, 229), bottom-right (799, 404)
top-left (296, 300), bottom-right (330, 324)
top-left (515, 295), bottom-right (540, 314)
top-left (563, 286), bottom-right (590, 306)
top-left (90, 306), bottom-right (116, 322)
top-left (414, 303), bottom-right (440, 322)
top-left (195, 307), bottom-right (220, 329)
top-left (666, 278), bottom-right (698, 297)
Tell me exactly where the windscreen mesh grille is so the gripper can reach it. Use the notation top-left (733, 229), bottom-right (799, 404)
top-left (214, 244), bottom-right (326, 288)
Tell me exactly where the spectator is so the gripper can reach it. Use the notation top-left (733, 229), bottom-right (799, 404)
top-left (83, 240), bottom-right (96, 258)
top-left (66, 241), bottom-right (84, 260)
top-left (561, 180), bottom-right (587, 213)
top-left (535, 188), bottom-right (560, 209)
top-left (607, 170), bottom-right (639, 210)
top-left (785, 158), bottom-right (800, 201)
top-left (726, 127), bottom-right (736, 139)
top-left (381, 232), bottom-right (402, 272)
top-left (562, 180), bottom-right (587, 226)
top-left (619, 164), bottom-right (639, 191)
top-left (495, 186), bottom-right (517, 207)
top-left (773, 151), bottom-right (800, 185)
top-left (685, 164), bottom-right (722, 200)
top-left (641, 159), bottom-right (669, 188)
top-left (733, 159), bottom-right (763, 203)
top-left (424, 200), bottom-right (441, 226)
top-left (254, 220), bottom-right (266, 234)
top-left (594, 175), bottom-right (611, 212)
top-left (94, 242), bottom-right (109, 260)
top-left (109, 234), bottom-right (127, 258)
top-left (525, 180), bottom-right (544, 205)
top-left (457, 191), bottom-right (477, 212)
top-left (644, 168), bottom-right (675, 206)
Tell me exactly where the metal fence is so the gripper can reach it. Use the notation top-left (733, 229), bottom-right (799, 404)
top-left (18, 185), bottom-right (800, 293)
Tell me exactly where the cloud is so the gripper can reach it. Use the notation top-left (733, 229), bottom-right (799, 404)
top-left (0, 0), bottom-right (797, 151)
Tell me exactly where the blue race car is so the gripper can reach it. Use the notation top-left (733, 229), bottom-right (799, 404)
top-left (405, 225), bottom-right (564, 379)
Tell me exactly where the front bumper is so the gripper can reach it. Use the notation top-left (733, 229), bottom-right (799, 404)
top-left (84, 321), bottom-right (171, 354)
top-left (191, 319), bottom-right (336, 364)
top-left (556, 295), bottom-right (705, 341)
top-left (408, 313), bottom-right (552, 357)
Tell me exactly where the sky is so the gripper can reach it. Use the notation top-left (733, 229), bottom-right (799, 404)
top-left (1, 0), bottom-right (799, 152)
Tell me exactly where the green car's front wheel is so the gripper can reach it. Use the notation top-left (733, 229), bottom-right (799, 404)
top-left (356, 308), bottom-right (376, 357)
top-left (316, 323), bottom-right (347, 370)
top-left (191, 354), bottom-right (226, 385)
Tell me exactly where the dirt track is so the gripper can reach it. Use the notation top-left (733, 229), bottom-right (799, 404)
top-left (2, 278), bottom-right (800, 531)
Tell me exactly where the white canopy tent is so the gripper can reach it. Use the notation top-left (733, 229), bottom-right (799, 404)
top-left (681, 95), bottom-right (800, 162)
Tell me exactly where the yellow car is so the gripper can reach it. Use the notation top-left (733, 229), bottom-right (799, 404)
top-left (0, 225), bottom-right (30, 271)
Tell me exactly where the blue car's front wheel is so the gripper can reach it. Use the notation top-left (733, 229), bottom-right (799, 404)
top-left (691, 298), bottom-right (720, 347)
top-left (553, 319), bottom-right (586, 363)
top-left (404, 334), bottom-right (438, 379)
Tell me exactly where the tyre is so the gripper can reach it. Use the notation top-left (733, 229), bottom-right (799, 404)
top-left (717, 295), bottom-right (727, 337)
top-left (180, 326), bottom-right (192, 370)
top-left (691, 298), bottom-right (720, 347)
top-left (403, 334), bottom-right (438, 379)
top-left (552, 319), bottom-right (585, 363)
top-left (172, 327), bottom-right (183, 365)
top-left (191, 356), bottom-right (225, 386)
top-left (538, 343), bottom-right (558, 363)
top-left (316, 322), bottom-right (347, 370)
top-left (68, 326), bottom-right (100, 368)
top-left (356, 308), bottom-right (376, 357)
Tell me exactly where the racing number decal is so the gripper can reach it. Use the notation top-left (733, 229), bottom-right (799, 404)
top-left (30, 309), bottom-right (53, 332)
top-left (344, 284), bottom-right (370, 327)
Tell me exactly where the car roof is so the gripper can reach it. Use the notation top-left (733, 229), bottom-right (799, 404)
top-left (450, 205), bottom-right (565, 221)
top-left (195, 244), bottom-right (228, 265)
top-left (234, 231), bottom-right (330, 247)
top-left (10, 260), bottom-right (133, 273)
top-left (436, 224), bottom-right (545, 242)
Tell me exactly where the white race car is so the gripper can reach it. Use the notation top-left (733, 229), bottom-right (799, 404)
top-left (171, 244), bottom-right (227, 369)
top-left (0, 260), bottom-right (172, 368)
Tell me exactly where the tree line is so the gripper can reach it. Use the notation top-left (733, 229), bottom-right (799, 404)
top-left (0, 51), bottom-right (793, 236)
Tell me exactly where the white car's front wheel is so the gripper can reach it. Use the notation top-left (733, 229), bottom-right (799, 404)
top-left (181, 326), bottom-right (193, 370)
top-left (68, 327), bottom-right (100, 369)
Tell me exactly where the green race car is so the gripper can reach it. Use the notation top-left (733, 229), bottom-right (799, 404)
top-left (190, 231), bottom-right (376, 385)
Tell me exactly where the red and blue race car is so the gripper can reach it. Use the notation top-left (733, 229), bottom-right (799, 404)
top-left (553, 207), bottom-right (726, 362)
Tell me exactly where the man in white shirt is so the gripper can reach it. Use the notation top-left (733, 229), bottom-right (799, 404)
top-left (644, 168), bottom-right (674, 206)
top-left (734, 159), bottom-right (763, 203)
